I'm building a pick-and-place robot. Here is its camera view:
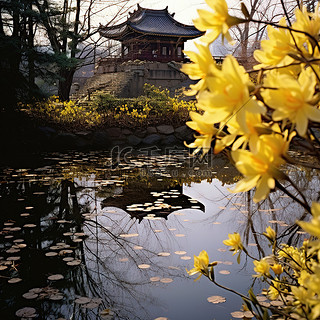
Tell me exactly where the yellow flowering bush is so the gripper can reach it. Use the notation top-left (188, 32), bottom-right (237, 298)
top-left (96, 84), bottom-right (197, 127)
top-left (21, 96), bottom-right (104, 130)
top-left (20, 85), bottom-right (197, 129)
top-left (184, 1), bottom-right (320, 319)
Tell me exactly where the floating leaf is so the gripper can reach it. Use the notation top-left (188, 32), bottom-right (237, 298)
top-left (67, 260), bottom-right (81, 266)
top-left (138, 264), bottom-right (150, 269)
top-left (180, 256), bottom-right (191, 260)
top-left (23, 224), bottom-right (37, 228)
top-left (63, 257), bottom-right (74, 262)
top-left (174, 251), bottom-right (186, 255)
top-left (47, 274), bottom-right (64, 281)
top-left (49, 294), bottom-right (64, 301)
top-left (150, 277), bottom-right (161, 282)
top-left (175, 234), bottom-right (185, 237)
top-left (100, 308), bottom-right (115, 320)
top-left (8, 278), bottom-right (22, 284)
top-left (160, 278), bottom-right (173, 283)
top-left (75, 297), bottom-right (92, 304)
top-left (158, 252), bottom-right (170, 257)
top-left (45, 252), bottom-right (58, 257)
top-left (270, 300), bottom-right (284, 306)
top-left (219, 270), bottom-right (231, 275)
top-left (83, 302), bottom-right (100, 309)
top-left (119, 258), bottom-right (129, 262)
top-left (120, 233), bottom-right (139, 238)
top-left (16, 307), bottom-right (37, 318)
top-left (207, 295), bottom-right (226, 304)
top-left (230, 311), bottom-right (245, 318)
top-left (22, 292), bottom-right (38, 300)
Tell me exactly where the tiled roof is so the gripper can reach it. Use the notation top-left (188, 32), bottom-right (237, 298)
top-left (99, 6), bottom-right (203, 39)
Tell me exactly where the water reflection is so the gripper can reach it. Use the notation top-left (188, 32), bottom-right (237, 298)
top-left (0, 150), bottom-right (317, 319)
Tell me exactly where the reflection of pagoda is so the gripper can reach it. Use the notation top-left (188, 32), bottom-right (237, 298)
top-left (101, 182), bottom-right (205, 223)
top-left (99, 5), bottom-right (203, 63)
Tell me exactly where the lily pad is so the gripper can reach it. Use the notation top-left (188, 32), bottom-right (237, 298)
top-left (207, 295), bottom-right (226, 304)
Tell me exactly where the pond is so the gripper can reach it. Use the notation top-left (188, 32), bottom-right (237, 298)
top-left (0, 147), bottom-right (317, 319)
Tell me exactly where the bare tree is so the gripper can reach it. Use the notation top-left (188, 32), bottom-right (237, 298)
top-left (33, 0), bottom-right (134, 100)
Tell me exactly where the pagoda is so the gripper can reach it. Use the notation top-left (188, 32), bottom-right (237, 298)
top-left (99, 5), bottom-right (203, 62)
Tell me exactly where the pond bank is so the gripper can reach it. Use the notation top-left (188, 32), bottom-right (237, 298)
top-left (0, 111), bottom-right (194, 161)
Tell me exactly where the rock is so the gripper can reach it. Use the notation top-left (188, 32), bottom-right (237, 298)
top-left (127, 135), bottom-right (142, 146)
top-left (53, 132), bottom-right (77, 149)
top-left (74, 131), bottom-right (91, 138)
top-left (74, 137), bottom-right (90, 149)
top-left (157, 125), bottom-right (174, 135)
top-left (106, 127), bottom-right (122, 137)
top-left (161, 134), bottom-right (180, 146)
top-left (38, 126), bottom-right (56, 139)
top-left (174, 125), bottom-right (193, 140)
top-left (92, 131), bottom-right (111, 148)
top-left (134, 129), bottom-right (147, 138)
top-left (142, 134), bottom-right (162, 145)
top-left (122, 129), bottom-right (133, 135)
top-left (147, 126), bottom-right (157, 134)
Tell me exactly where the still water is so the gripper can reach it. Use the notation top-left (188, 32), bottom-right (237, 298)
top-left (0, 149), bottom-right (316, 319)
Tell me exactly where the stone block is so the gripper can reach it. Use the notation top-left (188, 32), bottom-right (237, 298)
top-left (127, 135), bottom-right (142, 146)
top-left (142, 134), bottom-right (162, 145)
top-left (157, 125), bottom-right (174, 135)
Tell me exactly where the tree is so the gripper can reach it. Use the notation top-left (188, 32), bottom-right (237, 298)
top-left (34, 0), bottom-right (133, 101)
top-left (0, 0), bottom-right (43, 109)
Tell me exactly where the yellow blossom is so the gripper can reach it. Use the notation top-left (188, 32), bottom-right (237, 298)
top-left (253, 258), bottom-right (270, 277)
top-left (185, 111), bottom-right (217, 155)
top-left (223, 232), bottom-right (243, 255)
top-left (262, 69), bottom-right (320, 136)
top-left (263, 226), bottom-right (276, 242)
top-left (254, 17), bottom-right (303, 69)
top-left (198, 56), bottom-right (265, 131)
top-left (186, 250), bottom-right (210, 281)
top-left (193, 0), bottom-right (244, 44)
top-left (297, 202), bottom-right (320, 238)
top-left (293, 4), bottom-right (320, 47)
top-left (268, 279), bottom-right (281, 300)
top-left (230, 134), bottom-right (286, 202)
top-left (270, 264), bottom-right (283, 275)
top-left (213, 112), bottom-right (265, 154)
top-left (182, 43), bottom-right (218, 95)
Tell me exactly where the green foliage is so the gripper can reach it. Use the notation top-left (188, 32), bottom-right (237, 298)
top-left (93, 83), bottom-right (197, 127)
top-left (20, 84), bottom-right (197, 130)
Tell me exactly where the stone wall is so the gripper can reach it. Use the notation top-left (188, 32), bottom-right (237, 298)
top-left (38, 124), bottom-right (194, 150)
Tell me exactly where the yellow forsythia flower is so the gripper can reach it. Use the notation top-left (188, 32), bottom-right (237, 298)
top-left (268, 279), bottom-right (281, 300)
top-left (182, 43), bottom-right (217, 95)
top-left (193, 0), bottom-right (244, 44)
top-left (262, 69), bottom-right (320, 137)
top-left (231, 133), bottom-right (287, 202)
top-left (186, 250), bottom-right (210, 281)
top-left (253, 258), bottom-right (270, 277)
top-left (254, 17), bottom-right (302, 69)
top-left (223, 232), bottom-right (243, 255)
top-left (185, 111), bottom-right (217, 155)
top-left (297, 202), bottom-right (320, 238)
top-left (198, 56), bottom-right (265, 131)
top-left (270, 264), bottom-right (284, 275)
top-left (263, 226), bottom-right (276, 242)
top-left (293, 4), bottom-right (320, 45)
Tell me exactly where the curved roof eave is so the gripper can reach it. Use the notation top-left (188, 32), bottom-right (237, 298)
top-left (126, 25), bottom-right (203, 38)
